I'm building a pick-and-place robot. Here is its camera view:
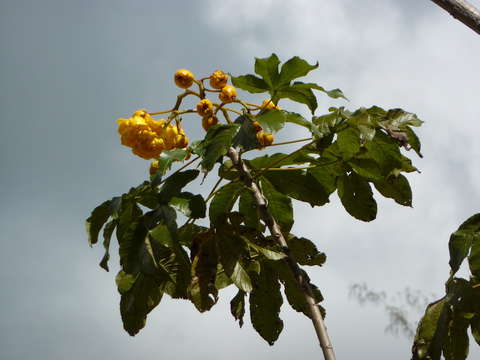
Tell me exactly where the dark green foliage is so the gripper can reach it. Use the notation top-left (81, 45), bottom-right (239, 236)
top-left (87, 54), bottom-right (425, 346)
top-left (249, 261), bottom-right (284, 345)
top-left (412, 214), bottom-right (480, 360)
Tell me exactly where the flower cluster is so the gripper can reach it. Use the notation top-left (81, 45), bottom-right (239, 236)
top-left (117, 110), bottom-right (188, 159)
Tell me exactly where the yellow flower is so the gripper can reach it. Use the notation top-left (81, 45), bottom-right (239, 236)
top-left (219, 85), bottom-right (237, 103)
top-left (196, 99), bottom-right (214, 117)
top-left (116, 110), bottom-right (188, 160)
top-left (149, 160), bottom-right (160, 175)
top-left (174, 69), bottom-right (195, 89)
top-left (209, 70), bottom-right (228, 89)
top-left (261, 99), bottom-right (281, 110)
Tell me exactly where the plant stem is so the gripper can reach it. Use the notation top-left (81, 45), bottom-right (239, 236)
top-left (429, 0), bottom-right (480, 35)
top-left (227, 147), bottom-right (336, 360)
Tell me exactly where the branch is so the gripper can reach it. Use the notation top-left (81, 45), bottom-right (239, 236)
top-left (429, 0), bottom-right (480, 35)
top-left (227, 147), bottom-right (336, 360)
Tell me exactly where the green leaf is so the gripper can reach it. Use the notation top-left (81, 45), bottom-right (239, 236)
top-left (261, 178), bottom-right (293, 233)
top-left (215, 264), bottom-right (232, 290)
top-left (382, 108), bottom-right (424, 129)
top-left (374, 174), bottom-right (412, 207)
top-left (469, 240), bottom-right (480, 279)
top-left (254, 54), bottom-right (280, 88)
top-left (263, 170), bottom-right (330, 207)
top-left (292, 81), bottom-right (347, 100)
top-left (471, 317), bottom-right (480, 346)
top-left (287, 236), bottom-right (326, 266)
top-left (116, 201), bottom-right (145, 273)
top-left (242, 236), bottom-right (286, 260)
top-left (216, 232), bottom-right (252, 292)
top-left (232, 115), bottom-right (261, 150)
top-left (115, 270), bottom-right (137, 294)
top-left (443, 314), bottom-right (470, 360)
top-left (449, 215), bottom-right (480, 275)
top-left (250, 262), bottom-right (284, 345)
top-left (337, 172), bottom-right (377, 222)
top-left (273, 261), bottom-right (323, 319)
top-left (307, 159), bottom-right (340, 196)
top-left (239, 189), bottom-right (260, 229)
top-left (148, 222), bottom-right (192, 299)
top-left (248, 151), bottom-right (313, 169)
top-left (412, 298), bottom-right (449, 360)
top-left (99, 220), bottom-right (116, 271)
top-left (278, 56), bottom-right (318, 86)
top-left (86, 200), bottom-right (112, 246)
top-left (230, 290), bottom-right (246, 327)
top-left (218, 160), bottom-right (240, 180)
top-left (405, 126), bottom-right (423, 158)
top-left (158, 170), bottom-right (199, 203)
top-left (198, 124), bottom-right (240, 172)
top-left (154, 148), bottom-right (189, 177)
top-left (283, 111), bottom-right (312, 130)
top-left (177, 223), bottom-right (209, 247)
top-left (189, 233), bottom-right (219, 312)
top-left (255, 109), bottom-right (286, 133)
top-left (209, 181), bottom-right (244, 225)
top-left (170, 192), bottom-right (206, 219)
top-left (336, 127), bottom-right (361, 160)
top-left (119, 273), bottom-right (163, 336)
top-left (231, 74), bottom-right (269, 93)
top-left (360, 130), bottom-right (404, 177)
top-left (275, 84), bottom-right (317, 114)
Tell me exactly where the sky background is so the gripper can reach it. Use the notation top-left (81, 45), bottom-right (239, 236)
top-left (1, 0), bottom-right (480, 359)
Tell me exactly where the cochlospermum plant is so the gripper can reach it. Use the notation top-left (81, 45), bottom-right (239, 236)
top-left (86, 54), bottom-right (423, 359)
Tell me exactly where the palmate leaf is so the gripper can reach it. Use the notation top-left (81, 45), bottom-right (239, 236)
top-left (239, 189), bottom-right (261, 229)
top-left (262, 170), bottom-right (330, 207)
top-left (273, 261), bottom-right (324, 319)
top-left (118, 272), bottom-right (163, 336)
top-left (99, 220), bottom-right (116, 271)
top-left (274, 83), bottom-right (317, 114)
top-left (412, 297), bottom-right (449, 360)
top-left (209, 181), bottom-right (244, 225)
top-left (261, 178), bottom-right (293, 233)
top-left (216, 231), bottom-right (252, 293)
top-left (158, 170), bottom-right (199, 203)
top-left (196, 124), bottom-right (240, 172)
top-left (86, 200), bottom-right (112, 246)
top-left (254, 54), bottom-right (281, 88)
top-left (337, 172), bottom-right (377, 222)
top-left (250, 261), bottom-right (284, 345)
top-left (230, 290), bottom-right (246, 327)
top-left (278, 56), bottom-right (318, 85)
top-left (232, 115), bottom-right (261, 151)
top-left (230, 74), bottom-right (269, 93)
top-left (373, 174), bottom-right (412, 207)
top-left (149, 224), bottom-right (191, 299)
top-left (255, 109), bottom-right (286, 133)
top-left (286, 236), bottom-right (326, 266)
top-left (336, 127), bottom-right (361, 160)
top-left (449, 214), bottom-right (480, 275)
top-left (153, 148), bottom-right (190, 179)
top-left (189, 233), bottom-right (219, 312)
top-left (169, 192), bottom-right (206, 219)
top-left (443, 314), bottom-right (470, 360)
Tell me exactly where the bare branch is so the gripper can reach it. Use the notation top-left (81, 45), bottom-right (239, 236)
top-left (429, 0), bottom-right (480, 35)
top-left (227, 147), bottom-right (336, 360)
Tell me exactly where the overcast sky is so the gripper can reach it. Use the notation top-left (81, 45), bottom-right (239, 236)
top-left (1, 0), bottom-right (480, 359)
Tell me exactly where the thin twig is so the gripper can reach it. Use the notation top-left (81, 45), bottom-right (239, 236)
top-left (227, 147), bottom-right (336, 360)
